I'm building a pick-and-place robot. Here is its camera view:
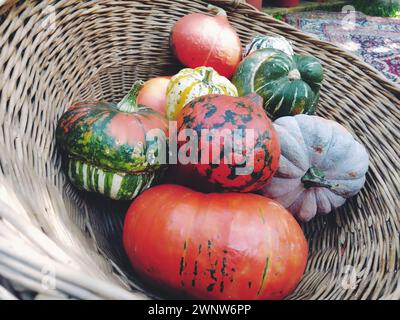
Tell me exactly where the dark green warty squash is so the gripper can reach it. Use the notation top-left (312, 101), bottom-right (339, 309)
top-left (56, 81), bottom-right (168, 200)
top-left (232, 48), bottom-right (324, 119)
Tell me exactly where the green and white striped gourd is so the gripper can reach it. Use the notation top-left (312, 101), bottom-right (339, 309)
top-left (67, 159), bottom-right (156, 200)
top-left (56, 81), bottom-right (168, 200)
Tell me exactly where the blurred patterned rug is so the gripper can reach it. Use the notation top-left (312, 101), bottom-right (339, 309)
top-left (285, 11), bottom-right (400, 84)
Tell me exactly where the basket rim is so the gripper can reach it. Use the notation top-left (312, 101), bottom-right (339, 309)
top-left (1, 0), bottom-right (398, 97)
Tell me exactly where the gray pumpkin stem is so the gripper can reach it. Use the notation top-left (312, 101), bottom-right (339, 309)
top-left (301, 167), bottom-right (333, 189)
top-left (288, 69), bottom-right (301, 81)
top-left (117, 80), bottom-right (144, 113)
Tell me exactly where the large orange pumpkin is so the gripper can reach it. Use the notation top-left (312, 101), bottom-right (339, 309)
top-left (123, 184), bottom-right (308, 300)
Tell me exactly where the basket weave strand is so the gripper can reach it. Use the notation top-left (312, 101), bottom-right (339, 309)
top-left (0, 0), bottom-right (399, 300)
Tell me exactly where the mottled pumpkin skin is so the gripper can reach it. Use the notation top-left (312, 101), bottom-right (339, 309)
top-left (233, 48), bottom-right (324, 120)
top-left (57, 102), bottom-right (167, 173)
top-left (166, 67), bottom-right (238, 121)
top-left (261, 115), bottom-right (369, 222)
top-left (56, 82), bottom-right (168, 200)
top-left (177, 94), bottom-right (280, 192)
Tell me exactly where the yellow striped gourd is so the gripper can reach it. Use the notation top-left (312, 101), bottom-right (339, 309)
top-left (166, 67), bottom-right (238, 121)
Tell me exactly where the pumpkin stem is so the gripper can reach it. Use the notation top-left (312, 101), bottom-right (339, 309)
top-left (301, 167), bottom-right (333, 189)
top-left (288, 69), bottom-right (301, 81)
top-left (207, 4), bottom-right (227, 17)
top-left (204, 68), bottom-right (214, 83)
top-left (116, 80), bottom-right (144, 112)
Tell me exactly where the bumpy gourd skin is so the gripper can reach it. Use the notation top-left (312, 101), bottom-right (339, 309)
top-left (262, 115), bottom-right (369, 222)
top-left (233, 48), bottom-right (324, 120)
top-left (56, 81), bottom-right (168, 200)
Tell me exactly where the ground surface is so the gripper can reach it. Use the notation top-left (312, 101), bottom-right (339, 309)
top-left (284, 11), bottom-right (400, 83)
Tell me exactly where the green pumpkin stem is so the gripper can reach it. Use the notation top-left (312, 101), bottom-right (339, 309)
top-left (301, 167), bottom-right (333, 189)
top-left (116, 80), bottom-right (144, 113)
top-left (207, 4), bottom-right (227, 17)
top-left (204, 68), bottom-right (214, 83)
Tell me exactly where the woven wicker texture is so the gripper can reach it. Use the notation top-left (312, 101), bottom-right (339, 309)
top-left (0, 0), bottom-right (399, 300)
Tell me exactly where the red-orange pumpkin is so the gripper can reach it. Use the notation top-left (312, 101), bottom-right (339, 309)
top-left (137, 76), bottom-right (171, 116)
top-left (170, 5), bottom-right (242, 78)
top-left (123, 184), bottom-right (308, 300)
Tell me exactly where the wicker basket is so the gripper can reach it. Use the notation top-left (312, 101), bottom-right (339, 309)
top-left (0, 0), bottom-right (399, 300)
